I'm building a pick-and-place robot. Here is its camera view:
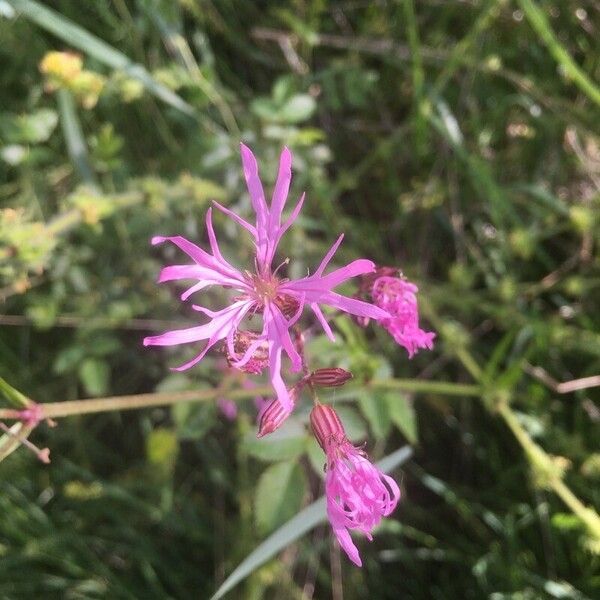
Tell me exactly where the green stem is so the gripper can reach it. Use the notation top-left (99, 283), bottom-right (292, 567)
top-left (0, 378), bottom-right (479, 421)
top-left (424, 300), bottom-right (600, 542)
top-left (369, 378), bottom-right (480, 396)
top-left (498, 402), bottom-right (600, 541)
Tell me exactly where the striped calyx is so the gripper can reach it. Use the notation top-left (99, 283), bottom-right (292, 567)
top-left (310, 403), bottom-right (346, 452)
top-left (309, 368), bottom-right (353, 388)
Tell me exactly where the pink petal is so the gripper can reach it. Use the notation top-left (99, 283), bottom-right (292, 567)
top-left (278, 192), bottom-right (305, 240)
top-left (269, 146), bottom-right (292, 233)
top-left (332, 526), bottom-right (362, 567)
top-left (282, 260), bottom-right (376, 299)
top-left (181, 281), bottom-right (214, 301)
top-left (315, 233), bottom-right (344, 276)
top-left (240, 143), bottom-right (268, 231)
top-left (319, 292), bottom-right (389, 320)
top-left (158, 265), bottom-right (206, 282)
top-left (212, 200), bottom-right (257, 237)
top-left (318, 259), bottom-right (376, 288)
top-left (265, 303), bottom-right (302, 372)
top-left (144, 300), bottom-right (253, 365)
top-left (268, 343), bottom-right (292, 410)
top-left (205, 207), bottom-right (225, 262)
top-left (310, 303), bottom-right (335, 341)
top-left (152, 235), bottom-right (247, 288)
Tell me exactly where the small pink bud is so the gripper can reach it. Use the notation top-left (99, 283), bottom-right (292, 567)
top-left (310, 368), bottom-right (353, 388)
top-left (256, 388), bottom-right (297, 438)
top-left (310, 403), bottom-right (346, 452)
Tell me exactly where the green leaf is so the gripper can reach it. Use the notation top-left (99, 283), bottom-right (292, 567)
top-left (53, 345), bottom-right (86, 375)
top-left (251, 98), bottom-right (277, 121)
top-left (78, 358), bottom-right (110, 397)
top-left (241, 419), bottom-right (307, 462)
top-left (358, 391), bottom-right (392, 440)
top-left (146, 428), bottom-right (179, 473)
top-left (306, 437), bottom-right (326, 477)
top-left (255, 461), bottom-right (306, 534)
top-left (385, 393), bottom-right (418, 443)
top-left (335, 405), bottom-right (368, 442)
top-left (278, 94), bottom-right (316, 123)
top-left (210, 445), bottom-right (413, 600)
top-left (173, 402), bottom-right (215, 442)
top-left (8, 0), bottom-right (195, 117)
top-left (0, 109), bottom-right (58, 144)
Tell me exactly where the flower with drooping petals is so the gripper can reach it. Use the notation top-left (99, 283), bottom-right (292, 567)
top-left (369, 272), bottom-right (435, 357)
top-left (310, 403), bottom-right (400, 567)
top-left (143, 144), bottom-right (388, 409)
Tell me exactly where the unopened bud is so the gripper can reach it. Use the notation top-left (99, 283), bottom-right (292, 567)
top-left (256, 388), bottom-right (297, 438)
top-left (310, 403), bottom-right (346, 452)
top-left (309, 368), bottom-right (353, 388)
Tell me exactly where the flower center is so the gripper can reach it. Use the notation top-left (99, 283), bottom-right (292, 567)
top-left (250, 273), bottom-right (280, 305)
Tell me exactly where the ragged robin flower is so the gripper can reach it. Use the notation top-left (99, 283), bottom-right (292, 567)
top-left (144, 145), bottom-right (388, 409)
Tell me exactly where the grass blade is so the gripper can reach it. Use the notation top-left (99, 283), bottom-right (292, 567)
top-left (57, 89), bottom-right (98, 188)
top-left (517, 0), bottom-right (600, 106)
top-left (210, 445), bottom-right (413, 600)
top-left (9, 0), bottom-right (196, 117)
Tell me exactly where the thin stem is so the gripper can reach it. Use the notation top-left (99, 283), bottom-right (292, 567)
top-left (0, 378), bottom-right (479, 421)
top-left (498, 402), bottom-right (600, 542)
top-left (369, 378), bottom-right (480, 396)
top-left (294, 326), bottom-right (319, 404)
top-left (424, 300), bottom-right (600, 543)
top-left (1, 386), bottom-right (273, 421)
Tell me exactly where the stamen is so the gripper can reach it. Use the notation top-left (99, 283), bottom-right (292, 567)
top-left (272, 257), bottom-right (290, 278)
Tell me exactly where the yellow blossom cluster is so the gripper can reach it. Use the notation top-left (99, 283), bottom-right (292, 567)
top-left (39, 51), bottom-right (105, 109)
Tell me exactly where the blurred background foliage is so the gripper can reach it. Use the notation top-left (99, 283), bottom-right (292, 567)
top-left (1, 0), bottom-right (599, 598)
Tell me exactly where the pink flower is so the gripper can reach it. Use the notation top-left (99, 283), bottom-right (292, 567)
top-left (144, 144), bottom-right (387, 410)
top-left (310, 404), bottom-right (400, 567)
top-left (371, 274), bottom-right (435, 358)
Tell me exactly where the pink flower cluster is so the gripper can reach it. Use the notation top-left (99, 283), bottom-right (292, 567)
top-left (144, 144), bottom-right (433, 566)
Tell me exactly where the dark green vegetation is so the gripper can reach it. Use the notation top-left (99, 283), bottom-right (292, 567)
top-left (1, 1), bottom-right (599, 598)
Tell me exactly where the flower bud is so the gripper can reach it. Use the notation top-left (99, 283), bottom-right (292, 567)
top-left (256, 388), bottom-right (297, 438)
top-left (310, 403), bottom-right (346, 452)
top-left (309, 368), bottom-right (353, 388)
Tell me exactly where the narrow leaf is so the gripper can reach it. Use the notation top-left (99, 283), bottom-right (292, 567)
top-left (57, 89), bottom-right (97, 187)
top-left (255, 461), bottom-right (306, 534)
